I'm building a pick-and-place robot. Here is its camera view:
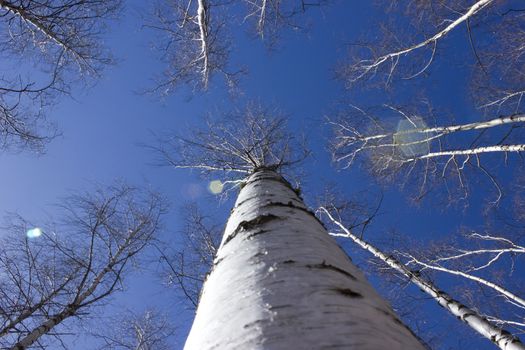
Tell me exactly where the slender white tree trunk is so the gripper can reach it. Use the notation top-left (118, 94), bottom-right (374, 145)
top-left (185, 169), bottom-right (425, 349)
top-left (11, 310), bottom-right (74, 350)
top-left (322, 208), bottom-right (525, 350)
top-left (196, 0), bottom-right (210, 88)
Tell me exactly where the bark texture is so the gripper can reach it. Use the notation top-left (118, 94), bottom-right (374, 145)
top-left (185, 169), bottom-right (425, 349)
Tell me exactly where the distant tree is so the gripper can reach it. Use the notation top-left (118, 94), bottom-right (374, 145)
top-left (145, 0), bottom-right (236, 93)
top-left (157, 204), bottom-right (221, 309)
top-left (0, 185), bottom-right (165, 349)
top-left (146, 0), bottom-right (327, 92)
top-left (242, 0), bottom-right (328, 44)
top-left (0, 0), bottom-right (121, 152)
top-left (158, 105), bottom-right (426, 349)
top-left (94, 309), bottom-right (175, 350)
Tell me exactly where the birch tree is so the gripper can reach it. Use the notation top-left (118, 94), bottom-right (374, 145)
top-left (242, 0), bottom-right (327, 44)
top-left (146, 0), bottom-right (327, 92)
top-left (318, 206), bottom-right (525, 350)
top-left (394, 227), bottom-right (525, 333)
top-left (0, 185), bottom-right (164, 349)
top-left (340, 0), bottom-right (494, 85)
top-left (94, 309), bottom-right (175, 350)
top-left (336, 2), bottom-right (525, 201)
top-left (146, 0), bottom-right (237, 93)
top-left (331, 106), bottom-right (525, 202)
top-left (0, 0), bottom-right (121, 152)
top-left (159, 106), bottom-right (426, 349)
top-left (331, 6), bottom-right (525, 330)
top-left (157, 204), bottom-right (221, 309)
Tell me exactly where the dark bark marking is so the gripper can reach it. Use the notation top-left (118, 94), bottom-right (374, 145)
top-left (261, 201), bottom-right (327, 229)
top-left (235, 193), bottom-right (275, 209)
top-left (239, 215), bottom-right (279, 231)
top-left (306, 261), bottom-right (357, 280)
top-left (508, 336), bottom-right (524, 346)
top-left (269, 304), bottom-right (292, 310)
top-left (333, 288), bottom-right (363, 298)
top-left (460, 312), bottom-right (475, 321)
top-left (247, 172), bottom-right (295, 191)
top-left (235, 171), bottom-right (325, 228)
top-left (252, 251), bottom-right (267, 259)
top-left (243, 319), bottom-right (266, 329)
top-left (224, 214), bottom-right (280, 245)
top-left (246, 229), bottom-right (269, 240)
top-left (213, 256), bottom-right (225, 267)
top-left (500, 329), bottom-right (512, 337)
top-left (282, 259), bottom-right (295, 264)
top-left (490, 332), bottom-right (517, 345)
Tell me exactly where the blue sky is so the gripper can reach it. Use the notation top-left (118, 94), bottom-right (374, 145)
top-left (1, 1), bottom-right (523, 349)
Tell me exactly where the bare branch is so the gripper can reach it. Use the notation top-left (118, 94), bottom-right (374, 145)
top-left (242, 0), bottom-right (326, 43)
top-left (157, 204), bottom-right (221, 309)
top-left (0, 0), bottom-right (121, 152)
top-left (152, 103), bottom-right (309, 181)
top-left (331, 107), bottom-right (525, 204)
top-left (146, 0), bottom-right (240, 93)
top-left (93, 309), bottom-right (176, 350)
top-left (342, 0), bottom-right (493, 84)
top-left (318, 206), bottom-right (525, 350)
top-left (0, 185), bottom-right (165, 348)
top-left (398, 233), bottom-right (525, 310)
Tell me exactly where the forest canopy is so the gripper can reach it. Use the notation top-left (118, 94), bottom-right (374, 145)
top-left (0, 1), bottom-right (524, 349)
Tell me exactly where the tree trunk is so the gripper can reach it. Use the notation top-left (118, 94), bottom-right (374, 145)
top-left (185, 169), bottom-right (425, 349)
top-left (12, 308), bottom-right (75, 349)
top-left (323, 208), bottom-right (525, 350)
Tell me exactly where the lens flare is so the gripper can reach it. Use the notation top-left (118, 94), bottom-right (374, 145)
top-left (26, 228), bottom-right (42, 238)
top-left (394, 118), bottom-right (430, 157)
top-left (208, 180), bottom-right (224, 194)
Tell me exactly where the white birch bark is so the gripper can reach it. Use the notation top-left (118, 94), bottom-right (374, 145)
top-left (404, 144), bottom-right (525, 162)
top-left (320, 208), bottom-right (525, 350)
top-left (12, 263), bottom-right (116, 349)
top-left (348, 0), bottom-right (493, 82)
top-left (402, 254), bottom-right (525, 309)
top-left (12, 222), bottom-right (150, 349)
top-left (0, 1), bottom-right (74, 54)
top-left (333, 114), bottom-right (525, 167)
top-left (336, 114), bottom-right (525, 146)
top-left (196, 0), bottom-right (210, 89)
top-left (185, 169), bottom-right (425, 349)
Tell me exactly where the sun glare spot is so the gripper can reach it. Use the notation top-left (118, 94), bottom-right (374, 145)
top-left (394, 117), bottom-right (430, 157)
top-left (26, 228), bottom-right (43, 239)
top-left (208, 180), bottom-right (224, 194)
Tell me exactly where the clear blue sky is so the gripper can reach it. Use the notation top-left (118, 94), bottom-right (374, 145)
top-left (1, 1), bottom-right (523, 349)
